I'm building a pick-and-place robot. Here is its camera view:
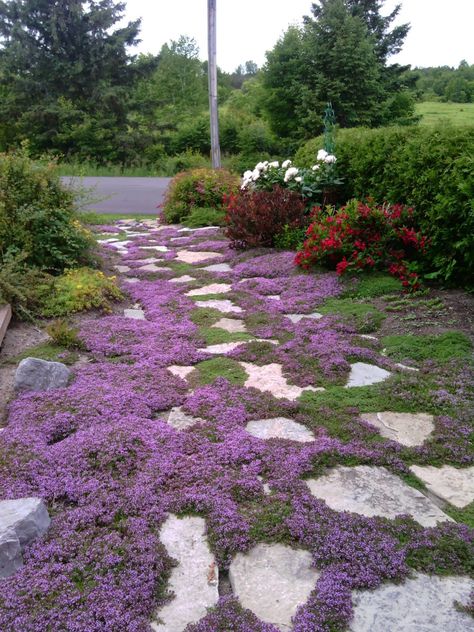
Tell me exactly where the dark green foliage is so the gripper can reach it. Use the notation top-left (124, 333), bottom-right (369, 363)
top-left (319, 298), bottom-right (385, 333)
top-left (183, 207), bottom-right (227, 228)
top-left (295, 125), bottom-right (474, 285)
top-left (0, 253), bottom-right (47, 319)
top-left (343, 273), bottom-right (403, 298)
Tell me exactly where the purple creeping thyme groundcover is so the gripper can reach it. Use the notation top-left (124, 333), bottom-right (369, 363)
top-left (0, 221), bottom-right (473, 631)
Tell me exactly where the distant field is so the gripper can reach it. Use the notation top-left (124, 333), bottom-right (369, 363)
top-left (416, 101), bottom-right (474, 125)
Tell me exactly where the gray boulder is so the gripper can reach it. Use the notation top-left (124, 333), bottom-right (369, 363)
top-left (15, 357), bottom-right (71, 392)
top-left (0, 497), bottom-right (51, 579)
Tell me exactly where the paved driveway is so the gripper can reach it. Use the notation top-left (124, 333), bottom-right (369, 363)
top-left (62, 176), bottom-right (172, 215)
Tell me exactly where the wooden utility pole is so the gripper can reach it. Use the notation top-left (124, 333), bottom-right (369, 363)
top-left (207, 0), bottom-right (221, 168)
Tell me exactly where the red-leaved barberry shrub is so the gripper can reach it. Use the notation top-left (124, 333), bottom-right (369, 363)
top-left (295, 200), bottom-right (429, 291)
top-left (224, 186), bottom-right (307, 249)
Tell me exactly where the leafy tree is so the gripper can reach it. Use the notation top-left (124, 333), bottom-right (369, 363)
top-left (0, 0), bottom-right (142, 159)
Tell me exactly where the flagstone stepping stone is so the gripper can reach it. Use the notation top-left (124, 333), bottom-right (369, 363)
top-left (0, 497), bottom-right (51, 578)
top-left (124, 308), bottom-right (145, 320)
top-left (195, 299), bottom-right (243, 314)
top-left (396, 362), bottom-right (420, 372)
top-left (286, 313), bottom-right (323, 324)
top-left (268, 295), bottom-right (281, 300)
top-left (201, 263), bottom-right (232, 272)
top-left (186, 283), bottom-right (232, 297)
top-left (176, 250), bottom-right (221, 264)
top-left (138, 263), bottom-right (169, 272)
top-left (246, 417), bottom-right (314, 442)
top-left (229, 543), bottom-right (319, 631)
top-left (350, 573), bottom-right (473, 632)
top-left (15, 358), bottom-right (71, 392)
top-left (240, 362), bottom-right (322, 401)
top-left (124, 277), bottom-right (140, 284)
top-left (114, 265), bottom-right (130, 273)
top-left (151, 515), bottom-right (218, 632)
top-left (170, 275), bottom-right (196, 284)
top-left (359, 334), bottom-right (378, 340)
top-left (178, 226), bottom-right (219, 232)
top-left (167, 366), bottom-right (195, 380)
top-left (110, 240), bottom-right (132, 248)
top-left (362, 412), bottom-right (434, 446)
top-left (140, 245), bottom-right (169, 252)
top-left (409, 465), bottom-right (474, 508)
top-left (211, 318), bottom-right (247, 333)
top-left (134, 257), bottom-right (163, 264)
top-left (98, 238), bottom-right (119, 243)
top-left (306, 466), bottom-right (451, 527)
top-left (164, 407), bottom-right (206, 431)
top-left (345, 362), bottom-right (391, 387)
top-left (199, 342), bottom-right (245, 355)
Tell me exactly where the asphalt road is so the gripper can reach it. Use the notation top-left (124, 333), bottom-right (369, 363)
top-left (62, 176), bottom-right (172, 215)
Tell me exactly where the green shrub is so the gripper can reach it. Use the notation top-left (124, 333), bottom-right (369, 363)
top-left (38, 268), bottom-right (123, 317)
top-left (183, 207), bottom-right (226, 228)
top-left (295, 125), bottom-right (474, 286)
top-left (162, 168), bottom-right (239, 224)
top-left (46, 319), bottom-right (85, 349)
top-left (0, 147), bottom-right (96, 272)
top-left (0, 253), bottom-right (48, 320)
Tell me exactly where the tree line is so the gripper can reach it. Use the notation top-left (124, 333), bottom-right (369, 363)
top-left (0, 0), bottom-right (469, 170)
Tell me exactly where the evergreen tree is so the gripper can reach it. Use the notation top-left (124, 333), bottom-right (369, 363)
top-left (0, 0), bottom-right (142, 159)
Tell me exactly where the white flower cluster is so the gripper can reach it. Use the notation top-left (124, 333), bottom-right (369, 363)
top-left (316, 149), bottom-right (337, 164)
top-left (241, 160), bottom-right (280, 189)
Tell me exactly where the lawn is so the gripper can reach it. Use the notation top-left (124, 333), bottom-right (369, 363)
top-left (415, 101), bottom-right (474, 125)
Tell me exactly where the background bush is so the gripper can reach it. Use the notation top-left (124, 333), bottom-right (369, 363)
top-left (0, 147), bottom-right (95, 272)
top-left (295, 124), bottom-right (474, 286)
top-left (225, 186), bottom-right (307, 249)
top-left (162, 168), bottom-right (239, 224)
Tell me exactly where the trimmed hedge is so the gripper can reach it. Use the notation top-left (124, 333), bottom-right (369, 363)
top-left (295, 125), bottom-right (474, 286)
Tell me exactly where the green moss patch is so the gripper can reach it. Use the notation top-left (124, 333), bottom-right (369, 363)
top-left (320, 298), bottom-right (385, 333)
top-left (381, 331), bottom-right (472, 364)
top-left (190, 357), bottom-right (247, 387)
top-left (343, 273), bottom-right (403, 299)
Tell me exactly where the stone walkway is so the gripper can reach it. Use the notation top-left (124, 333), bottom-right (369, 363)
top-left (0, 217), bottom-right (472, 631)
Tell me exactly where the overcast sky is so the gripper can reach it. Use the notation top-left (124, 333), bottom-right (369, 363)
top-left (124, 0), bottom-right (474, 71)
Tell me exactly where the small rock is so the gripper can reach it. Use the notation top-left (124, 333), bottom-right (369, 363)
top-left (229, 543), bottom-right (319, 631)
top-left (268, 295), bottom-right (281, 301)
top-left (15, 358), bottom-right (71, 392)
top-left (306, 466), bottom-right (451, 527)
top-left (409, 465), bottom-right (474, 508)
top-left (165, 407), bottom-right (205, 431)
top-left (245, 417), bottom-right (314, 442)
top-left (240, 362), bottom-right (318, 401)
top-left (286, 313), bottom-right (323, 323)
top-left (195, 299), bottom-right (243, 314)
top-left (212, 318), bottom-right (247, 333)
top-left (140, 245), bottom-right (169, 252)
top-left (124, 277), bottom-right (140, 284)
top-left (138, 263), bottom-right (169, 272)
top-left (345, 362), bottom-right (391, 387)
top-left (201, 263), bottom-right (232, 273)
top-left (0, 498), bottom-right (51, 547)
top-left (362, 412), bottom-right (434, 447)
top-left (175, 250), bottom-right (222, 264)
top-left (167, 366), bottom-right (195, 380)
top-left (350, 573), bottom-right (473, 632)
top-left (0, 529), bottom-right (22, 579)
top-left (186, 283), bottom-right (232, 297)
top-left (151, 515), bottom-right (219, 631)
top-left (170, 275), bottom-right (196, 284)
top-left (124, 309), bottom-right (146, 320)
top-left (199, 342), bottom-right (244, 355)
top-left (114, 265), bottom-right (130, 273)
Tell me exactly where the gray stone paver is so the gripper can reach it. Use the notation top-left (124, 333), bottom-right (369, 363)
top-left (124, 308), bottom-right (146, 320)
top-left (200, 263), bottom-right (232, 272)
top-left (164, 407), bottom-right (205, 431)
top-left (169, 275), bottom-right (196, 284)
top-left (240, 362), bottom-right (323, 400)
top-left (229, 543), bottom-right (319, 631)
top-left (186, 283), bottom-right (232, 297)
top-left (199, 342), bottom-right (244, 355)
top-left (211, 318), bottom-right (247, 333)
top-left (245, 417), bottom-right (314, 442)
top-left (362, 412), bottom-right (434, 446)
top-left (151, 515), bottom-right (218, 632)
top-left (306, 466), bottom-right (452, 527)
top-left (286, 312), bottom-right (323, 323)
top-left (410, 465), bottom-right (474, 508)
top-left (175, 250), bottom-right (221, 264)
top-left (195, 299), bottom-right (243, 314)
top-left (350, 573), bottom-right (474, 632)
top-left (345, 362), bottom-right (391, 387)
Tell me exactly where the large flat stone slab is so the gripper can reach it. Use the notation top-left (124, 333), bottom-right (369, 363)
top-left (306, 466), bottom-right (452, 527)
top-left (195, 299), bottom-right (243, 314)
top-left (212, 318), bottom-right (247, 333)
top-left (176, 250), bottom-right (221, 264)
top-left (410, 465), bottom-right (474, 508)
top-left (350, 573), bottom-right (473, 632)
top-left (138, 263), bottom-right (169, 272)
top-left (15, 358), bottom-right (71, 392)
top-left (201, 263), bottom-right (232, 273)
top-left (140, 245), bottom-right (169, 252)
top-left (167, 366), bottom-right (195, 380)
top-left (170, 275), bottom-right (196, 284)
top-left (286, 312), bottom-right (323, 324)
top-left (0, 529), bottom-right (22, 578)
top-left (164, 407), bottom-right (206, 431)
top-left (199, 342), bottom-right (245, 355)
top-left (124, 308), bottom-right (146, 320)
top-left (114, 265), bottom-right (131, 273)
top-left (0, 498), bottom-right (51, 547)
top-left (187, 283), bottom-right (232, 297)
top-left (240, 362), bottom-right (321, 401)
top-left (245, 417), bottom-right (314, 442)
top-left (151, 515), bottom-right (218, 632)
top-left (229, 543), bottom-right (319, 631)
top-left (345, 362), bottom-right (391, 388)
top-left (362, 412), bottom-right (434, 446)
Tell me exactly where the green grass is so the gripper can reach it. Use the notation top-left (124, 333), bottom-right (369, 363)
top-left (444, 502), bottom-right (474, 529)
top-left (190, 307), bottom-right (223, 327)
top-left (80, 212), bottom-right (154, 225)
top-left (190, 357), bottom-right (247, 387)
top-left (343, 273), bottom-right (403, 299)
top-left (320, 298), bottom-right (385, 333)
top-left (0, 342), bottom-right (79, 366)
top-left (381, 332), bottom-right (472, 364)
top-left (199, 327), bottom-right (253, 345)
top-left (415, 101), bottom-right (474, 126)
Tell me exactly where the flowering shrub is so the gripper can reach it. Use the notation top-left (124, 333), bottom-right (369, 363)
top-left (296, 200), bottom-right (429, 291)
top-left (162, 168), bottom-right (239, 224)
top-left (224, 186), bottom-right (307, 249)
top-left (241, 150), bottom-right (341, 204)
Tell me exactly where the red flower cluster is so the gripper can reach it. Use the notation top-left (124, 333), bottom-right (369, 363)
top-left (295, 200), bottom-right (429, 291)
